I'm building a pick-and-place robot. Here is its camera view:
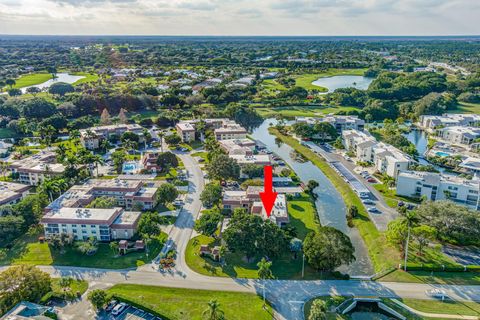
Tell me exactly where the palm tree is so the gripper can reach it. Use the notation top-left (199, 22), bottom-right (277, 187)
top-left (39, 178), bottom-right (67, 202)
top-left (202, 300), bottom-right (224, 320)
top-left (157, 131), bottom-right (165, 153)
top-left (0, 161), bottom-right (9, 180)
top-left (56, 144), bottom-right (68, 162)
top-left (403, 210), bottom-right (419, 271)
top-left (100, 139), bottom-right (111, 154)
top-left (70, 129), bottom-right (81, 141)
top-left (58, 277), bottom-right (73, 294)
top-left (92, 154), bottom-right (104, 177)
top-left (257, 258), bottom-right (273, 308)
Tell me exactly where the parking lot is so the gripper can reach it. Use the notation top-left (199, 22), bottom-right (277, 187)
top-left (109, 305), bottom-right (161, 320)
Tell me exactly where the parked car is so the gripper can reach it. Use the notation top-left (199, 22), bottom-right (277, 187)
top-left (367, 207), bottom-right (380, 213)
top-left (105, 300), bottom-right (118, 312)
top-left (367, 178), bottom-right (376, 183)
top-left (362, 199), bottom-right (374, 205)
top-left (111, 302), bottom-right (128, 316)
top-left (173, 200), bottom-right (184, 207)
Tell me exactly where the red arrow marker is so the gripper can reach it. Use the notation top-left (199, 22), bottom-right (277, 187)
top-left (260, 165), bottom-right (278, 218)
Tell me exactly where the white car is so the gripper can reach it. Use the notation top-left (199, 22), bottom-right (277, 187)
top-left (426, 289), bottom-right (448, 300)
top-left (111, 302), bottom-right (128, 316)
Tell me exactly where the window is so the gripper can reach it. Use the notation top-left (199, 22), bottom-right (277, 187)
top-left (82, 230), bottom-right (87, 234)
top-left (81, 224), bottom-right (87, 228)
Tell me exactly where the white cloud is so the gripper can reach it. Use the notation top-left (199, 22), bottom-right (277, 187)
top-left (0, 0), bottom-right (477, 35)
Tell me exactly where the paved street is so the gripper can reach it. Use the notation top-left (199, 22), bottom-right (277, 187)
top-left (305, 141), bottom-right (398, 231)
top-left (8, 264), bottom-right (480, 320)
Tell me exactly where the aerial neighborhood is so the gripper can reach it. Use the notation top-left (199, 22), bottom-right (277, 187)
top-left (1, 32), bottom-right (480, 320)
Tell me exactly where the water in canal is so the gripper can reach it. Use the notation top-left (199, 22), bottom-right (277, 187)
top-left (251, 119), bottom-right (373, 276)
top-left (311, 75), bottom-right (374, 94)
top-left (404, 129), bottom-right (447, 173)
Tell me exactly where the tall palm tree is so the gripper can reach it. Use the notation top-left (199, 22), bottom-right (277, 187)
top-left (70, 129), bottom-right (81, 141)
top-left (56, 144), bottom-right (68, 162)
top-left (202, 300), bottom-right (224, 320)
top-left (257, 257), bottom-right (273, 307)
top-left (157, 131), bottom-right (165, 153)
top-left (403, 210), bottom-right (419, 271)
top-left (92, 155), bottom-right (104, 177)
top-left (39, 179), bottom-right (66, 202)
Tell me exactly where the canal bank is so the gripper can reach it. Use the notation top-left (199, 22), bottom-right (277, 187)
top-left (251, 119), bottom-right (375, 276)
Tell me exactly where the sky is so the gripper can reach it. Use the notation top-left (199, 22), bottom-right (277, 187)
top-left (0, 0), bottom-right (478, 36)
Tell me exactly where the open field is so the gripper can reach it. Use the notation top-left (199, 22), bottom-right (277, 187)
top-left (0, 233), bottom-right (166, 269)
top-left (256, 105), bottom-right (361, 118)
top-left (401, 298), bottom-right (480, 317)
top-left (107, 284), bottom-right (273, 320)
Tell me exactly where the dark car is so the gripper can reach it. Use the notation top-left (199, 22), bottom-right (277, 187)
top-left (105, 300), bottom-right (118, 312)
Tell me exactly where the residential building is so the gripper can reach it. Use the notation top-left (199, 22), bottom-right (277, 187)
top-left (397, 170), bottom-right (480, 210)
top-left (0, 182), bottom-right (31, 206)
top-left (176, 118), bottom-right (247, 142)
top-left (41, 207), bottom-right (141, 241)
top-left (80, 124), bottom-right (146, 150)
top-left (214, 121), bottom-right (247, 140)
top-left (218, 139), bottom-right (256, 155)
top-left (141, 151), bottom-right (161, 172)
top-left (46, 178), bottom-right (161, 212)
top-left (176, 122), bottom-right (196, 142)
top-left (296, 115), bottom-right (365, 132)
top-left (8, 151), bottom-right (66, 185)
top-left (342, 130), bottom-right (411, 177)
top-left (230, 154), bottom-right (271, 166)
top-left (419, 114), bottom-right (480, 132)
top-left (436, 126), bottom-right (480, 146)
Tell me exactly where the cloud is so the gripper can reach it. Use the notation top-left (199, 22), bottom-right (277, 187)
top-left (0, 0), bottom-right (478, 35)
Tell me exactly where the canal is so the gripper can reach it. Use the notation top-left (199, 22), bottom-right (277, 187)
top-left (251, 119), bottom-right (373, 276)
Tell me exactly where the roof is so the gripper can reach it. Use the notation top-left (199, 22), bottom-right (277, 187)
top-left (0, 182), bottom-right (30, 205)
top-left (41, 207), bottom-right (123, 225)
top-left (229, 154), bottom-right (271, 165)
top-left (111, 210), bottom-right (142, 228)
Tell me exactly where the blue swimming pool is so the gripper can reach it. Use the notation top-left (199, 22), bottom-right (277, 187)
top-left (435, 151), bottom-right (450, 157)
top-left (122, 162), bottom-right (139, 173)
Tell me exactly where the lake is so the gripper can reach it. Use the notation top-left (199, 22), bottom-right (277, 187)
top-left (20, 73), bottom-right (85, 93)
top-left (312, 75), bottom-right (374, 94)
top-left (251, 119), bottom-right (373, 276)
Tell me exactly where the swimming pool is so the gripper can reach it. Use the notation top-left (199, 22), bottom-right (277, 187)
top-left (122, 161), bottom-right (140, 174)
top-left (435, 151), bottom-right (450, 157)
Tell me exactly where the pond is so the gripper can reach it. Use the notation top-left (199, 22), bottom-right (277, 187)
top-left (311, 75), bottom-right (374, 94)
top-left (403, 129), bottom-right (448, 173)
top-left (251, 119), bottom-right (373, 276)
top-left (21, 73), bottom-right (85, 93)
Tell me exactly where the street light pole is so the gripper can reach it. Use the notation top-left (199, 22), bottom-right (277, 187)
top-left (302, 253), bottom-right (305, 278)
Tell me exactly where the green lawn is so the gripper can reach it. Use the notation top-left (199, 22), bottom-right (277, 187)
top-left (0, 233), bottom-right (166, 269)
top-left (270, 128), bottom-right (401, 272)
top-left (186, 235), bottom-right (330, 280)
top-left (107, 284), bottom-right (273, 320)
top-left (71, 72), bottom-right (100, 85)
top-left (287, 193), bottom-right (320, 239)
top-left (256, 105), bottom-right (361, 118)
top-left (379, 269), bottom-right (480, 286)
top-left (294, 68), bottom-right (367, 91)
top-left (449, 102), bottom-right (480, 114)
top-left (12, 73), bottom-right (52, 88)
top-left (191, 151), bottom-right (209, 163)
top-left (401, 298), bottom-right (480, 316)
top-left (185, 193), bottom-right (326, 280)
top-left (373, 183), bottom-right (421, 208)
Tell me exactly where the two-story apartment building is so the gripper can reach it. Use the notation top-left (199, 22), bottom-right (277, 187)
top-left (419, 114), bottom-right (480, 132)
top-left (436, 126), bottom-right (480, 146)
